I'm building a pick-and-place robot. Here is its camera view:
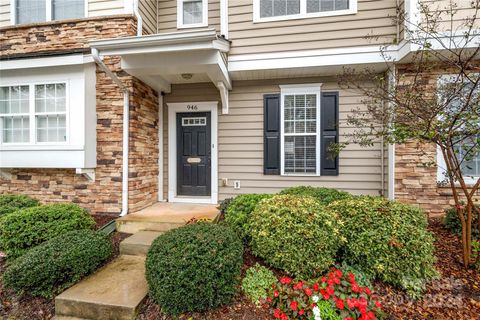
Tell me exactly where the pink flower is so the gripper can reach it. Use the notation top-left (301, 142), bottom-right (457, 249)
top-left (299, 309), bottom-right (305, 316)
top-left (274, 291), bottom-right (279, 297)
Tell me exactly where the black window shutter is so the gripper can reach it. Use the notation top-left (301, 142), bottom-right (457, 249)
top-left (321, 92), bottom-right (339, 176)
top-left (264, 94), bottom-right (281, 175)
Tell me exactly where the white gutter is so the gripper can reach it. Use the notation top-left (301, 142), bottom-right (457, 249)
top-left (387, 67), bottom-right (396, 200)
top-left (91, 48), bottom-right (130, 216)
top-left (133, 0), bottom-right (142, 36)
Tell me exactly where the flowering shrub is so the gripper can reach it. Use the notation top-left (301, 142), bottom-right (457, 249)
top-left (268, 268), bottom-right (382, 320)
top-left (249, 195), bottom-right (343, 278)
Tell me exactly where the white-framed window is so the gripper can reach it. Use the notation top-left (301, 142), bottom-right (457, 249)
top-left (253, 0), bottom-right (357, 23)
top-left (177, 0), bottom-right (208, 29)
top-left (280, 84), bottom-right (321, 176)
top-left (12, 0), bottom-right (86, 25)
top-left (437, 77), bottom-right (480, 184)
top-left (0, 82), bottom-right (68, 145)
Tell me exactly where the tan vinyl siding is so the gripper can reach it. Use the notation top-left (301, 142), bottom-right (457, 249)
top-left (88, 0), bottom-right (125, 17)
top-left (0, 0), bottom-right (9, 27)
top-left (157, 0), bottom-right (220, 33)
top-left (228, 0), bottom-right (398, 56)
top-left (163, 78), bottom-right (384, 201)
top-left (139, 0), bottom-right (157, 34)
top-left (420, 0), bottom-right (480, 31)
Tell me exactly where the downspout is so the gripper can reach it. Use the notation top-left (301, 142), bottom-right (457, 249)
top-left (91, 48), bottom-right (130, 216)
top-left (387, 66), bottom-right (397, 200)
top-left (133, 0), bottom-right (143, 36)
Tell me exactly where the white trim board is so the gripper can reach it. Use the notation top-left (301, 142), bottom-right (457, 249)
top-left (177, 0), bottom-right (209, 29)
top-left (167, 101), bottom-right (219, 204)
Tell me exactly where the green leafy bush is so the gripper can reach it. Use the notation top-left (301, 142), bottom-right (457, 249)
top-left (336, 262), bottom-right (373, 288)
top-left (0, 194), bottom-right (40, 217)
top-left (224, 193), bottom-right (272, 242)
top-left (3, 229), bottom-right (112, 298)
top-left (329, 196), bottom-right (438, 297)
top-left (316, 301), bottom-right (342, 320)
top-left (0, 203), bottom-right (95, 259)
top-left (241, 263), bottom-right (277, 306)
top-left (443, 206), bottom-right (479, 238)
top-left (145, 223), bottom-right (243, 315)
top-left (279, 186), bottom-right (351, 206)
top-left (249, 195), bottom-right (343, 279)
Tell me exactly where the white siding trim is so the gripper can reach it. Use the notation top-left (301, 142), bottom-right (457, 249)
top-left (253, 0), bottom-right (358, 23)
top-left (158, 93), bottom-right (164, 201)
top-left (167, 101), bottom-right (218, 204)
top-left (220, 0), bottom-right (228, 38)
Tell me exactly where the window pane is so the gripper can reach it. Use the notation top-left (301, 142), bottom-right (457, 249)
top-left (284, 93), bottom-right (317, 135)
top-left (456, 140), bottom-right (480, 177)
top-left (307, 0), bottom-right (349, 13)
top-left (35, 83), bottom-right (66, 113)
top-left (284, 136), bottom-right (317, 173)
top-left (183, 0), bottom-right (203, 24)
top-left (260, 0), bottom-right (300, 18)
top-left (53, 0), bottom-right (85, 20)
top-left (36, 115), bottom-right (67, 142)
top-left (2, 116), bottom-right (30, 143)
top-left (0, 86), bottom-right (30, 115)
top-left (16, 0), bottom-right (46, 24)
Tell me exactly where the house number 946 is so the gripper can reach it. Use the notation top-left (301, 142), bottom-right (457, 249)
top-left (187, 105), bottom-right (198, 111)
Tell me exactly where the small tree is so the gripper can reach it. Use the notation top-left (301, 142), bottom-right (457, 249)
top-left (339, 0), bottom-right (480, 267)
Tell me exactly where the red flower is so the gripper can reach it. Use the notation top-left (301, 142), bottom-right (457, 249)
top-left (375, 300), bottom-right (382, 309)
top-left (351, 283), bottom-right (360, 293)
top-left (336, 299), bottom-right (345, 310)
top-left (334, 277), bottom-right (341, 285)
top-left (348, 272), bottom-right (355, 281)
top-left (346, 298), bottom-right (356, 309)
top-left (293, 281), bottom-right (304, 290)
top-left (335, 269), bottom-right (343, 277)
top-left (290, 301), bottom-right (298, 311)
top-left (304, 287), bottom-right (313, 296)
top-left (274, 291), bottom-right (279, 297)
top-left (364, 287), bottom-right (372, 295)
top-left (273, 309), bottom-right (281, 319)
top-left (367, 311), bottom-right (376, 319)
top-left (327, 278), bottom-right (335, 286)
top-left (326, 286), bottom-right (335, 296)
top-left (320, 277), bottom-right (327, 283)
top-left (313, 283), bottom-right (320, 291)
top-left (299, 309), bottom-right (305, 316)
top-left (280, 276), bottom-right (292, 285)
top-left (267, 297), bottom-right (272, 303)
top-left (280, 313), bottom-right (288, 320)
top-left (344, 318), bottom-right (354, 320)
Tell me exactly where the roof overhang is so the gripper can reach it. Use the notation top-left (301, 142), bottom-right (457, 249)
top-left (90, 29), bottom-right (232, 113)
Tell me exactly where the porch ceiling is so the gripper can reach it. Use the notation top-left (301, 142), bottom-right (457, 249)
top-left (90, 29), bottom-right (231, 96)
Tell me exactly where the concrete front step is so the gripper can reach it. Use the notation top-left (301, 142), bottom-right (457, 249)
top-left (55, 255), bottom-right (147, 320)
top-left (116, 202), bottom-right (219, 234)
top-left (120, 231), bottom-right (163, 256)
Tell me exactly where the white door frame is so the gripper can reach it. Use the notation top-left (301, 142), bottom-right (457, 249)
top-left (167, 101), bottom-right (218, 204)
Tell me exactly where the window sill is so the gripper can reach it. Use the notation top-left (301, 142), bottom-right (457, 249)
top-left (177, 22), bottom-right (209, 29)
top-left (0, 144), bottom-right (83, 151)
top-left (253, 9), bottom-right (357, 24)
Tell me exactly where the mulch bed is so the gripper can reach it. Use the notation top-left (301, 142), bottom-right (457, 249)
top-left (1, 218), bottom-right (479, 320)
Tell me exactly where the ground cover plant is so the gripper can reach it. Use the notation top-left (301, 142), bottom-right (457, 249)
top-left (145, 222), bottom-right (243, 315)
top-left (3, 229), bottom-right (112, 298)
top-left (0, 203), bottom-right (96, 259)
top-left (249, 194), bottom-right (343, 279)
top-left (242, 263), bottom-right (277, 306)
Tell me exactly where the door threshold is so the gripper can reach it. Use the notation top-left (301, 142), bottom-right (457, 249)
top-left (170, 196), bottom-right (215, 204)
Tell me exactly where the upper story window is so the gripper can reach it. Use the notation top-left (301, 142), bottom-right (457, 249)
top-left (0, 82), bottom-right (68, 144)
top-left (14, 0), bottom-right (85, 25)
top-left (177, 0), bottom-right (208, 29)
top-left (254, 0), bottom-right (357, 23)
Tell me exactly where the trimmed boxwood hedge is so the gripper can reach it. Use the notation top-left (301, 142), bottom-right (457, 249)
top-left (145, 223), bottom-right (243, 315)
top-left (0, 203), bottom-right (95, 258)
top-left (3, 229), bottom-right (112, 298)
top-left (0, 194), bottom-right (40, 217)
top-left (279, 186), bottom-right (351, 206)
top-left (328, 196), bottom-right (438, 297)
top-left (249, 194), bottom-right (343, 278)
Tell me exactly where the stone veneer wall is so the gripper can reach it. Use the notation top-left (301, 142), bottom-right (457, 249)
top-left (394, 67), bottom-right (480, 216)
top-left (0, 16), bottom-right (160, 215)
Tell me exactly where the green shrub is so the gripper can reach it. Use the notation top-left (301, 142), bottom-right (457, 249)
top-left (0, 203), bottom-right (95, 259)
top-left (316, 301), bottom-right (342, 320)
top-left (3, 229), bottom-right (112, 298)
top-left (279, 186), bottom-right (351, 206)
top-left (336, 261), bottom-right (373, 288)
top-left (443, 206), bottom-right (479, 238)
top-left (241, 263), bottom-right (277, 306)
top-left (329, 196), bottom-right (438, 297)
top-left (224, 193), bottom-right (273, 242)
top-left (0, 194), bottom-right (40, 217)
top-left (249, 195), bottom-right (343, 279)
top-left (145, 223), bottom-right (243, 315)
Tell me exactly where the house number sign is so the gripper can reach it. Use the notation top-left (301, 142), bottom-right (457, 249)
top-left (187, 105), bottom-right (198, 111)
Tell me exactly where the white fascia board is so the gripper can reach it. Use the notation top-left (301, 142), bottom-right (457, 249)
top-left (228, 46), bottom-right (398, 72)
top-left (0, 53), bottom-right (90, 71)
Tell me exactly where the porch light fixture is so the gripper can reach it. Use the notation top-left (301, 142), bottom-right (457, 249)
top-left (181, 73), bottom-right (193, 80)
